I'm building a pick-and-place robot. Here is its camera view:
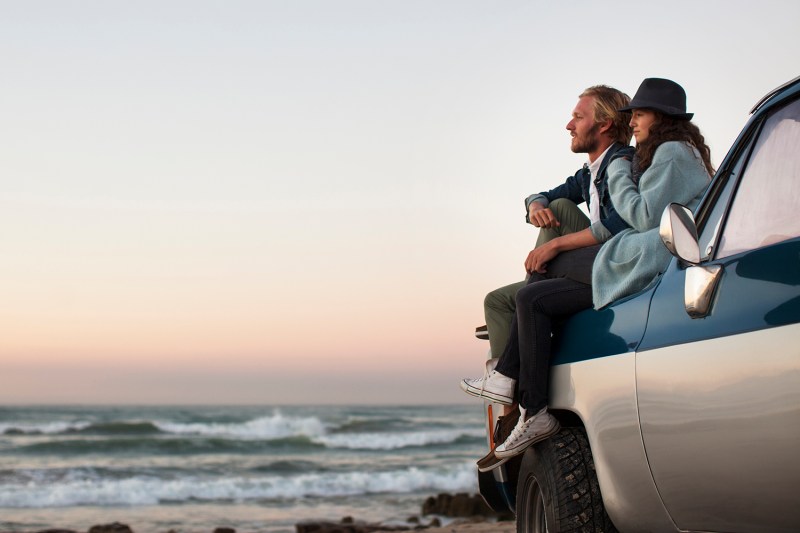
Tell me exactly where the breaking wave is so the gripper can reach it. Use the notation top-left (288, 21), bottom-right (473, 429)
top-left (0, 462), bottom-right (478, 508)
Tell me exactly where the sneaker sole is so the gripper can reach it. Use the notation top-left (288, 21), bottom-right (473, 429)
top-left (459, 380), bottom-right (514, 405)
top-left (494, 421), bottom-right (561, 458)
top-left (477, 453), bottom-right (511, 473)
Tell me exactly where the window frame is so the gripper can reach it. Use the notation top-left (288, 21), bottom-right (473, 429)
top-left (698, 96), bottom-right (800, 262)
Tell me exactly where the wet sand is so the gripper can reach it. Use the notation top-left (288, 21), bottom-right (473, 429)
top-left (424, 521), bottom-right (515, 533)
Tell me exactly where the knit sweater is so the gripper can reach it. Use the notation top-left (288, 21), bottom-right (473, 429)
top-left (592, 141), bottom-right (710, 309)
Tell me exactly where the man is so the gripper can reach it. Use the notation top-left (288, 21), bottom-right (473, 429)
top-left (482, 85), bottom-right (634, 359)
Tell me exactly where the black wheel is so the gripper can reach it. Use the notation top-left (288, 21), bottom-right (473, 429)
top-left (515, 427), bottom-right (617, 533)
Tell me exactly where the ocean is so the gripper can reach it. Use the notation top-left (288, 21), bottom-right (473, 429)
top-left (0, 404), bottom-right (487, 532)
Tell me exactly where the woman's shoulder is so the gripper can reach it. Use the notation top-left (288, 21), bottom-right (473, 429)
top-left (652, 140), bottom-right (696, 161)
top-left (650, 140), bottom-right (710, 182)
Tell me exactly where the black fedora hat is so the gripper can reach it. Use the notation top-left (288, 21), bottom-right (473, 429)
top-left (620, 78), bottom-right (694, 120)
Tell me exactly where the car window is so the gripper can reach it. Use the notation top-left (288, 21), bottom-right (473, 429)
top-left (696, 140), bottom-right (749, 261)
top-left (716, 98), bottom-right (800, 258)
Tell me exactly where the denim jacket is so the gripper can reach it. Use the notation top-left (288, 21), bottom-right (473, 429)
top-left (524, 142), bottom-right (635, 242)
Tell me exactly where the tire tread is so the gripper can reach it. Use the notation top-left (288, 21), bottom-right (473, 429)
top-left (515, 427), bottom-right (617, 533)
top-left (549, 428), bottom-right (616, 533)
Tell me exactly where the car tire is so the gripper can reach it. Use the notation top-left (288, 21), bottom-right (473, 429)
top-left (515, 427), bottom-right (617, 533)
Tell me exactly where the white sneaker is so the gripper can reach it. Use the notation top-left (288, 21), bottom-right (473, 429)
top-left (494, 406), bottom-right (560, 458)
top-left (459, 370), bottom-right (515, 405)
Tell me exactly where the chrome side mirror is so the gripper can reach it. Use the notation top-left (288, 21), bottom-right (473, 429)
top-left (660, 203), bottom-right (701, 265)
top-left (660, 204), bottom-right (723, 318)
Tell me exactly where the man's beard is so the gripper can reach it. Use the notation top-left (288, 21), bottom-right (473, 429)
top-left (571, 122), bottom-right (601, 154)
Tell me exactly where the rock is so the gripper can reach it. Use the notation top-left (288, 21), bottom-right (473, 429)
top-left (36, 530), bottom-right (79, 533)
top-left (296, 491), bottom-right (514, 533)
top-left (422, 493), bottom-right (481, 517)
top-left (421, 492), bottom-right (512, 520)
top-left (88, 524), bottom-right (133, 533)
top-left (213, 529), bottom-right (236, 533)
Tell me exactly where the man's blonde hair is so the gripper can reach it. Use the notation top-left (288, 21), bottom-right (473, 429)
top-left (580, 85), bottom-right (633, 144)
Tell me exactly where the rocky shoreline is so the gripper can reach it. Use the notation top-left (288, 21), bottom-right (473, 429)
top-left (1, 493), bottom-right (514, 533)
top-left (297, 492), bottom-right (513, 532)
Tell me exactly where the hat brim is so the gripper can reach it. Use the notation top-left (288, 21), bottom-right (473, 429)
top-left (619, 102), bottom-right (693, 121)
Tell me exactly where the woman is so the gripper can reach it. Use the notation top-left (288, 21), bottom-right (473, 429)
top-left (461, 78), bottom-right (714, 468)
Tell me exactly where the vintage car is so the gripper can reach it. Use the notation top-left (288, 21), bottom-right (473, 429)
top-left (478, 75), bottom-right (800, 532)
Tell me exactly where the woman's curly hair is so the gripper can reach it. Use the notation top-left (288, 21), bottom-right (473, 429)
top-left (636, 113), bottom-right (715, 176)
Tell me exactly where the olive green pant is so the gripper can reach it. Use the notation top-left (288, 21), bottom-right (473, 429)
top-left (483, 199), bottom-right (591, 357)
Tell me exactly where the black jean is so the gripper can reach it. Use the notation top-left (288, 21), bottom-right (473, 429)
top-left (495, 245), bottom-right (600, 411)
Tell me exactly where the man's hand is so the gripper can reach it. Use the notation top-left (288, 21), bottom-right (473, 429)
top-left (528, 202), bottom-right (561, 229)
top-left (525, 240), bottom-right (560, 274)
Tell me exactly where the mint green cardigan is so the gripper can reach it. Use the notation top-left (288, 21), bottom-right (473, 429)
top-left (592, 141), bottom-right (710, 309)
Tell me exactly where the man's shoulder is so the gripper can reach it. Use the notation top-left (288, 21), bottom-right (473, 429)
top-left (596, 142), bottom-right (634, 180)
top-left (605, 142), bottom-right (635, 162)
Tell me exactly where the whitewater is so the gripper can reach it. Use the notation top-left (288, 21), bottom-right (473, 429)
top-left (0, 404), bottom-right (486, 532)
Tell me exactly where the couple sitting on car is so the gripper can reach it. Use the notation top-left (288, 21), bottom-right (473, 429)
top-left (461, 78), bottom-right (715, 470)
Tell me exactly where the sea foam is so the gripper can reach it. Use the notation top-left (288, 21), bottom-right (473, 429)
top-left (315, 428), bottom-right (485, 450)
top-left (0, 462), bottom-right (479, 507)
top-left (154, 411), bottom-right (328, 440)
top-left (0, 421), bottom-right (91, 435)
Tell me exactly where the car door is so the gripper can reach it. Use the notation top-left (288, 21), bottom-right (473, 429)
top-left (634, 94), bottom-right (800, 532)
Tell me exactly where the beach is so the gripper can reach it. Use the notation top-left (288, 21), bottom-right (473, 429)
top-left (425, 522), bottom-right (515, 533)
top-left (0, 519), bottom-right (517, 533)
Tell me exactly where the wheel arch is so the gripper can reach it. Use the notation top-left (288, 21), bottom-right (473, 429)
top-left (546, 357), bottom-right (678, 532)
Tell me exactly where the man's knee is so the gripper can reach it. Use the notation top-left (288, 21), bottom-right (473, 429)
top-left (484, 281), bottom-right (523, 313)
top-left (547, 198), bottom-right (590, 236)
top-left (484, 286), bottom-right (511, 312)
top-left (548, 198), bottom-right (579, 219)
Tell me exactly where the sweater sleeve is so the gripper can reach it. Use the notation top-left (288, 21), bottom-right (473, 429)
top-left (590, 220), bottom-right (613, 242)
top-left (609, 142), bottom-right (707, 233)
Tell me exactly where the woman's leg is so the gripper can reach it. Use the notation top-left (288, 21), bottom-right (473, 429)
top-left (493, 272), bottom-right (547, 380)
top-left (493, 277), bottom-right (593, 458)
top-left (461, 246), bottom-right (597, 406)
top-left (515, 277), bottom-right (593, 411)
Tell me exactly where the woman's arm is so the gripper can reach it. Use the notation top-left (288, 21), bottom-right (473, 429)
top-left (609, 142), bottom-right (707, 233)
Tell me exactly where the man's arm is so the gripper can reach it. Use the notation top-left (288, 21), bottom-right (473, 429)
top-left (528, 201), bottom-right (561, 229)
top-left (524, 227), bottom-right (599, 274)
top-left (524, 169), bottom-right (587, 224)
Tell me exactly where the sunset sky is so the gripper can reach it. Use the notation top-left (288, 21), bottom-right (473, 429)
top-left (2, 0), bottom-right (798, 404)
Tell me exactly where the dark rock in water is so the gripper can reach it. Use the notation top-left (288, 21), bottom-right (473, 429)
top-left (422, 492), bottom-right (487, 517)
top-left (213, 529), bottom-right (236, 533)
top-left (422, 492), bottom-right (513, 520)
top-left (88, 524), bottom-right (133, 533)
top-left (295, 491), bottom-right (513, 532)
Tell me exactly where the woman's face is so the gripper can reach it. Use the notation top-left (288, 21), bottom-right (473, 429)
top-left (630, 109), bottom-right (657, 144)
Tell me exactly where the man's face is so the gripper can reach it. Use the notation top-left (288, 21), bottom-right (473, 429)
top-left (566, 95), bottom-right (601, 154)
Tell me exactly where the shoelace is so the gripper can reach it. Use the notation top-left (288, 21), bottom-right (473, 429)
top-left (477, 368), bottom-right (491, 397)
top-left (505, 415), bottom-right (528, 443)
